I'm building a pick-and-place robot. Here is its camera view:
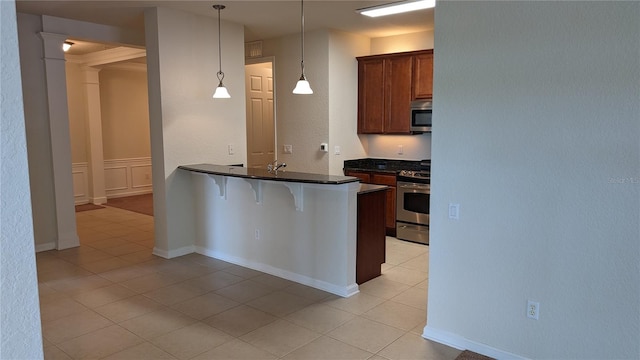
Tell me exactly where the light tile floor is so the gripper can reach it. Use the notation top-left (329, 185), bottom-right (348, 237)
top-left (38, 206), bottom-right (462, 360)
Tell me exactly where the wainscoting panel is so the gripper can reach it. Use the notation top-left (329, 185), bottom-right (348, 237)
top-left (72, 162), bottom-right (89, 205)
top-left (104, 157), bottom-right (153, 198)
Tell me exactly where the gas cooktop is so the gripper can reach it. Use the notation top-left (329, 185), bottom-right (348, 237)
top-left (397, 169), bottom-right (430, 184)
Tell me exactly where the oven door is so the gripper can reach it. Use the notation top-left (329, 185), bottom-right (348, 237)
top-left (396, 181), bottom-right (430, 225)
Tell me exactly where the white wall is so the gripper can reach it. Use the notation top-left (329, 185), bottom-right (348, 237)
top-left (17, 13), bottom-right (59, 249)
top-left (0, 1), bottom-right (44, 357)
top-left (370, 30), bottom-right (433, 55)
top-left (144, 7), bottom-right (246, 256)
top-left (262, 30), bottom-right (331, 174)
top-left (100, 67), bottom-right (151, 160)
top-left (327, 30), bottom-right (370, 175)
top-left (66, 61), bottom-right (88, 163)
top-left (426, 2), bottom-right (640, 359)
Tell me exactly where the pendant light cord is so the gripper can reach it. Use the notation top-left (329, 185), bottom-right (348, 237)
top-left (300, 0), bottom-right (305, 77)
top-left (215, 5), bottom-right (224, 82)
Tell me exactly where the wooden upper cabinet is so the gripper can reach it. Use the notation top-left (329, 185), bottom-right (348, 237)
top-left (384, 55), bottom-right (413, 134)
top-left (413, 51), bottom-right (434, 99)
top-left (358, 58), bottom-right (385, 133)
top-left (358, 50), bottom-right (433, 134)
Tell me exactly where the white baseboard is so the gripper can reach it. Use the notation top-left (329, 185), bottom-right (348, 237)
top-left (35, 242), bottom-right (56, 253)
top-left (422, 326), bottom-right (528, 360)
top-left (197, 246), bottom-right (359, 298)
top-left (152, 245), bottom-right (195, 259)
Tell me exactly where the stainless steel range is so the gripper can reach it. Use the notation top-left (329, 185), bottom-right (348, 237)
top-left (396, 169), bottom-right (430, 245)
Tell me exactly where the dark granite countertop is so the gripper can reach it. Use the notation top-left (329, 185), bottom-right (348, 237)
top-left (343, 158), bottom-right (430, 173)
top-left (358, 184), bottom-right (389, 194)
top-left (179, 164), bottom-right (359, 185)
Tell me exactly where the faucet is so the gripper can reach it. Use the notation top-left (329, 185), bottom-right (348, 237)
top-left (267, 160), bottom-right (287, 172)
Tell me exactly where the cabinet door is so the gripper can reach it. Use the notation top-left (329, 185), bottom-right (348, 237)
top-left (358, 59), bottom-right (385, 134)
top-left (345, 171), bottom-right (371, 183)
top-left (413, 51), bottom-right (434, 100)
top-left (384, 55), bottom-right (413, 134)
top-left (371, 174), bottom-right (397, 230)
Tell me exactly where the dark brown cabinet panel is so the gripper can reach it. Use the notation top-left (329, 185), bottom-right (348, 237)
top-left (347, 171), bottom-right (397, 236)
top-left (384, 55), bottom-right (413, 133)
top-left (356, 189), bottom-right (386, 284)
top-left (345, 171), bottom-right (371, 183)
top-left (371, 174), bottom-right (397, 230)
top-left (413, 51), bottom-right (434, 100)
top-left (358, 59), bottom-right (385, 133)
top-left (357, 50), bottom-right (433, 134)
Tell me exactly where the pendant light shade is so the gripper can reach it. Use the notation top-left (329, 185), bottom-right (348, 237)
top-left (63, 41), bottom-right (74, 52)
top-left (212, 4), bottom-right (230, 99)
top-left (293, 0), bottom-right (313, 94)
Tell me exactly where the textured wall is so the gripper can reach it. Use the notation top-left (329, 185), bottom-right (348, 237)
top-left (427, 2), bottom-right (640, 359)
top-left (144, 7), bottom-right (247, 255)
top-left (327, 30), bottom-right (369, 175)
top-left (17, 12), bottom-right (59, 248)
top-left (0, 0), bottom-right (44, 357)
top-left (262, 30), bottom-right (331, 175)
top-left (99, 67), bottom-right (151, 160)
top-left (66, 61), bottom-right (88, 163)
top-left (370, 29), bottom-right (434, 55)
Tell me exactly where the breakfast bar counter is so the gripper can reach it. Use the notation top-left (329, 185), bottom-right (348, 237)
top-left (178, 164), bottom-right (362, 297)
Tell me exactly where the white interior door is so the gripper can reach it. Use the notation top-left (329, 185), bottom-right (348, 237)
top-left (245, 62), bottom-right (275, 169)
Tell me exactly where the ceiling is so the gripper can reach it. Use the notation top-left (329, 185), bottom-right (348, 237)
top-left (16, 0), bottom-right (434, 43)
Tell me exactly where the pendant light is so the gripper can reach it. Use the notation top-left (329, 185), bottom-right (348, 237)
top-left (292, 0), bottom-right (313, 94)
top-left (62, 41), bottom-right (74, 52)
top-left (212, 4), bottom-right (231, 99)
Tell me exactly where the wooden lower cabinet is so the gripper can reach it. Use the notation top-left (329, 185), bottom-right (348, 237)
top-left (346, 171), bottom-right (397, 236)
top-left (356, 189), bottom-right (386, 284)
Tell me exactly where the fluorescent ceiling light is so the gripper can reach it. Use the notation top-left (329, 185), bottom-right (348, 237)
top-left (357, 0), bottom-right (435, 17)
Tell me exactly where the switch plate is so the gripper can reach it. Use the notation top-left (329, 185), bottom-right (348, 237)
top-left (397, 145), bottom-right (404, 155)
top-left (334, 145), bottom-right (341, 155)
top-left (448, 203), bottom-right (459, 220)
top-left (283, 145), bottom-right (292, 154)
top-left (228, 144), bottom-right (234, 155)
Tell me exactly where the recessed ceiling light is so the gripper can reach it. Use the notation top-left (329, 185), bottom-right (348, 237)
top-left (357, 0), bottom-right (435, 18)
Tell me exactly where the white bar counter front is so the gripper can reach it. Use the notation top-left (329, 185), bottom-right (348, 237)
top-left (178, 164), bottom-right (361, 297)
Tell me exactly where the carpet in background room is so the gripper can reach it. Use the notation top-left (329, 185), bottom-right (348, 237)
top-left (106, 193), bottom-right (153, 216)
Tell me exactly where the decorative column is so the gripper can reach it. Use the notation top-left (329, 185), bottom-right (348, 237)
top-left (39, 32), bottom-right (79, 250)
top-left (82, 67), bottom-right (107, 204)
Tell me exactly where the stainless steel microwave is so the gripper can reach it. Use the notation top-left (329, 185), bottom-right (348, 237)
top-left (410, 100), bottom-right (432, 133)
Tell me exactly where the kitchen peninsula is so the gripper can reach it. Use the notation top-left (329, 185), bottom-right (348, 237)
top-left (178, 164), bottom-right (369, 297)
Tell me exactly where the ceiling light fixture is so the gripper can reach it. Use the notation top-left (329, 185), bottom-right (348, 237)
top-left (212, 4), bottom-right (231, 99)
top-left (357, 0), bottom-right (435, 18)
top-left (63, 41), bottom-right (74, 52)
top-left (292, 0), bottom-right (313, 95)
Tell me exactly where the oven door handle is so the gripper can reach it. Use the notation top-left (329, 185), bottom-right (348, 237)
top-left (398, 184), bottom-right (430, 191)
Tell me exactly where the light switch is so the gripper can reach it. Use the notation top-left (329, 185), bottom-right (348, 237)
top-left (334, 146), bottom-right (341, 155)
top-left (228, 144), bottom-right (234, 155)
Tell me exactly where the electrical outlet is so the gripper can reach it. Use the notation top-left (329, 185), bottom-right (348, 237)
top-left (397, 145), bottom-right (404, 155)
top-left (283, 145), bottom-right (293, 154)
top-left (334, 146), bottom-right (341, 155)
top-left (255, 229), bottom-right (260, 240)
top-left (228, 144), bottom-right (234, 155)
top-left (448, 203), bottom-right (460, 220)
top-left (527, 300), bottom-right (540, 320)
